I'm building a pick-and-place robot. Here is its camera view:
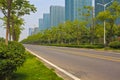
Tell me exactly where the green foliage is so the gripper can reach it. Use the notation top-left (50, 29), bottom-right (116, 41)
top-left (97, 10), bottom-right (111, 21)
top-left (46, 44), bottom-right (104, 49)
top-left (96, 1), bottom-right (120, 44)
top-left (21, 17), bottom-right (119, 47)
top-left (10, 16), bottom-right (25, 41)
top-left (108, 41), bottom-right (120, 49)
top-left (0, 42), bottom-right (26, 80)
top-left (0, 37), bottom-right (5, 42)
top-left (21, 1), bottom-right (120, 48)
top-left (21, 20), bottom-right (90, 45)
top-left (0, 0), bottom-right (37, 43)
top-left (116, 25), bottom-right (120, 36)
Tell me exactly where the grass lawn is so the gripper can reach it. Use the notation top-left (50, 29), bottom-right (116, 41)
top-left (12, 52), bottom-right (63, 80)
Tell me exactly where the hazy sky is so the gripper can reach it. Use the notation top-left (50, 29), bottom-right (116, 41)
top-left (0, 0), bottom-right (65, 41)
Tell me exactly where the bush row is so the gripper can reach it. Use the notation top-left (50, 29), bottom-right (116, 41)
top-left (0, 42), bottom-right (26, 80)
top-left (46, 44), bottom-right (104, 49)
top-left (108, 41), bottom-right (120, 49)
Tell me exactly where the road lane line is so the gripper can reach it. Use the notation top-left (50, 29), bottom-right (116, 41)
top-left (49, 46), bottom-right (120, 55)
top-left (47, 48), bottom-right (120, 62)
top-left (26, 48), bottom-right (81, 80)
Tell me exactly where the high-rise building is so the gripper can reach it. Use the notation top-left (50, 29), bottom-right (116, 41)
top-left (65, 0), bottom-right (73, 21)
top-left (29, 27), bottom-right (40, 35)
top-left (39, 19), bottom-right (44, 31)
top-left (50, 6), bottom-right (65, 27)
top-left (65, 0), bottom-right (92, 21)
top-left (29, 28), bottom-right (34, 36)
top-left (43, 13), bottom-right (50, 30)
top-left (33, 27), bottom-right (40, 34)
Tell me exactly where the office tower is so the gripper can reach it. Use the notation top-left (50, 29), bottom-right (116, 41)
top-left (39, 19), bottom-right (44, 31)
top-left (29, 28), bottom-right (34, 36)
top-left (43, 13), bottom-right (50, 30)
top-left (65, 0), bottom-right (73, 21)
top-left (33, 27), bottom-right (40, 34)
top-left (50, 6), bottom-right (65, 27)
top-left (65, 0), bottom-right (92, 21)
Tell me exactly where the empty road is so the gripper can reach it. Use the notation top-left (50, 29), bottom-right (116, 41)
top-left (24, 44), bottom-right (120, 80)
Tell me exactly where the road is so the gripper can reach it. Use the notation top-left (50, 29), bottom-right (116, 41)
top-left (24, 44), bottom-right (120, 80)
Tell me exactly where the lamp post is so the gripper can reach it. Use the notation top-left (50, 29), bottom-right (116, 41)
top-left (97, 0), bottom-right (113, 46)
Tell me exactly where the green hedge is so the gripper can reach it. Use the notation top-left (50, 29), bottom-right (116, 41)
top-left (108, 41), bottom-right (120, 49)
top-left (0, 42), bottom-right (26, 80)
top-left (46, 44), bottom-right (104, 49)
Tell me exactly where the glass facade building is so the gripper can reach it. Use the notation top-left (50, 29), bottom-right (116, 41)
top-left (33, 27), bottom-right (40, 34)
top-left (29, 28), bottom-right (34, 36)
top-left (39, 19), bottom-right (44, 31)
top-left (50, 6), bottom-right (65, 27)
top-left (43, 13), bottom-right (50, 30)
top-left (65, 0), bottom-right (92, 21)
top-left (65, 0), bottom-right (73, 21)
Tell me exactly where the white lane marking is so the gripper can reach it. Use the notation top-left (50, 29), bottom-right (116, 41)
top-left (26, 48), bottom-right (81, 80)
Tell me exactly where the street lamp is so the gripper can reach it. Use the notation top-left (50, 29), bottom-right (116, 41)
top-left (97, 0), bottom-right (114, 46)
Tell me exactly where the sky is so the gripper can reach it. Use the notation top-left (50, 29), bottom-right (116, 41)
top-left (0, 0), bottom-right (65, 41)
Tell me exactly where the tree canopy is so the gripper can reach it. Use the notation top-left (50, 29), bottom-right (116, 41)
top-left (0, 0), bottom-right (37, 44)
top-left (22, 1), bottom-right (120, 46)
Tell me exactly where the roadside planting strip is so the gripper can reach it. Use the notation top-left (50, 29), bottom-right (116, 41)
top-left (26, 48), bottom-right (81, 80)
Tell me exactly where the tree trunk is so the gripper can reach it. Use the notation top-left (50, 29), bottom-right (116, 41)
top-left (12, 20), bottom-right (15, 41)
top-left (6, 0), bottom-right (12, 45)
top-left (91, 7), bottom-right (95, 45)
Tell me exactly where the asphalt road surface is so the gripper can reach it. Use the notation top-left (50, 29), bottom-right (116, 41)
top-left (24, 44), bottom-right (120, 80)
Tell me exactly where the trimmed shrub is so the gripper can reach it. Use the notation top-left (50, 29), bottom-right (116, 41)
top-left (108, 41), bottom-right (120, 49)
top-left (0, 41), bottom-right (26, 80)
top-left (46, 44), bottom-right (104, 49)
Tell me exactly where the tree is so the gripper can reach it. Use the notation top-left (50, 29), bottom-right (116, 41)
top-left (0, 0), bottom-right (10, 44)
top-left (56, 23), bottom-right (64, 44)
top-left (72, 20), bottom-right (88, 45)
top-left (83, 6), bottom-right (96, 44)
top-left (107, 1), bottom-right (120, 43)
top-left (64, 21), bottom-right (74, 44)
top-left (96, 1), bottom-right (120, 44)
top-left (0, 0), bottom-right (13, 45)
top-left (0, 0), bottom-right (37, 44)
top-left (83, 6), bottom-right (93, 22)
top-left (10, 0), bottom-right (36, 41)
top-left (10, 16), bottom-right (24, 41)
top-left (116, 25), bottom-right (120, 37)
top-left (94, 24), bottom-right (104, 43)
